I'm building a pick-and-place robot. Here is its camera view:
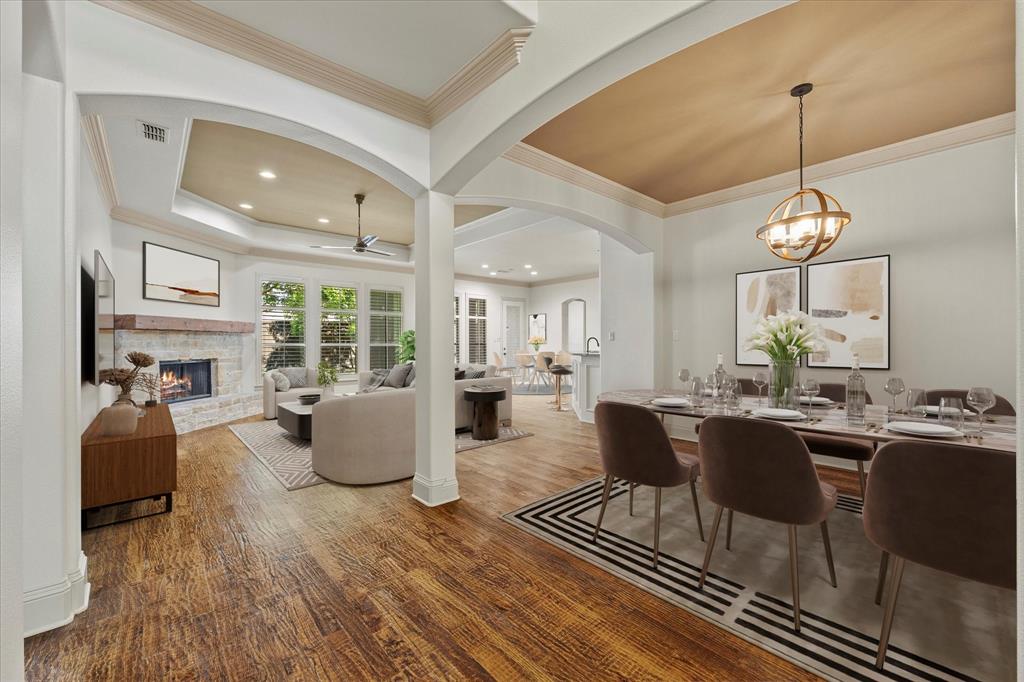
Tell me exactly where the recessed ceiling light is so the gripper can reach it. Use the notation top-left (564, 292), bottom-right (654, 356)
top-left (317, 218), bottom-right (330, 224)
top-left (258, 170), bottom-right (277, 179)
top-left (489, 271), bottom-right (497, 276)
top-left (238, 203), bottom-right (253, 210)
top-left (524, 264), bottom-right (533, 269)
top-left (481, 263), bottom-right (489, 269)
top-left (530, 271), bottom-right (538, 276)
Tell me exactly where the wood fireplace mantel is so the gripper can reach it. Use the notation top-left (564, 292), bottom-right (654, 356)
top-left (114, 314), bottom-right (255, 334)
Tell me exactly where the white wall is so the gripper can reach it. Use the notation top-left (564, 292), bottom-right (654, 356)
top-left (601, 234), bottom-right (655, 391)
top-left (664, 136), bottom-right (1017, 402)
top-left (78, 135), bottom-right (115, 431)
top-left (525, 277), bottom-right (600, 353)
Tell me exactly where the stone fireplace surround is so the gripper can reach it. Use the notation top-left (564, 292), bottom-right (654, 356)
top-left (115, 315), bottom-right (261, 433)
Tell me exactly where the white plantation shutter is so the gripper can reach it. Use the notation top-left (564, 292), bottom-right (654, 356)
top-left (320, 285), bottom-right (358, 375)
top-left (369, 288), bottom-right (403, 370)
top-left (453, 295), bottom-right (461, 362)
top-left (467, 296), bottom-right (487, 365)
top-left (260, 279), bottom-right (306, 371)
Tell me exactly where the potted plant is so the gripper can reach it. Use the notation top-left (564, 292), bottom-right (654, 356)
top-left (317, 360), bottom-right (338, 397)
top-left (397, 330), bottom-right (416, 363)
top-left (744, 311), bottom-right (822, 408)
top-left (528, 335), bottom-right (544, 352)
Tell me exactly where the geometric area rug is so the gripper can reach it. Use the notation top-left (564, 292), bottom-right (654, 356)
top-left (230, 421), bottom-right (533, 492)
top-left (503, 477), bottom-right (1015, 682)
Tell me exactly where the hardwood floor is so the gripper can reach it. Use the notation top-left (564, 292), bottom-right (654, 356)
top-left (24, 396), bottom-right (856, 680)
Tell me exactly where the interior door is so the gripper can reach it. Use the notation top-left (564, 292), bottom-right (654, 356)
top-left (502, 300), bottom-right (525, 364)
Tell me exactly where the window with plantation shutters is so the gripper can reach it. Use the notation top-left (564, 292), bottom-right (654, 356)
top-left (467, 296), bottom-right (487, 365)
top-left (369, 288), bottom-right (403, 370)
top-left (260, 279), bottom-right (306, 372)
top-left (320, 285), bottom-right (358, 375)
top-left (453, 295), bottom-right (461, 362)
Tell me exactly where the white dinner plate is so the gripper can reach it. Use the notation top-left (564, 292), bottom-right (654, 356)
top-left (922, 405), bottom-right (974, 416)
top-left (799, 396), bottom-right (833, 405)
top-left (752, 408), bottom-right (807, 421)
top-left (652, 397), bottom-right (691, 408)
top-left (884, 421), bottom-right (963, 438)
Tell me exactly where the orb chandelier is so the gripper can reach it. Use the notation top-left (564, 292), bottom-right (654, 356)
top-left (756, 83), bottom-right (851, 262)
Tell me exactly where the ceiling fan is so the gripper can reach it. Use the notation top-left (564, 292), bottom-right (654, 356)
top-left (312, 193), bottom-right (394, 257)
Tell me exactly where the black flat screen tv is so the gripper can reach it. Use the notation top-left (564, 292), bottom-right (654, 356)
top-left (83, 250), bottom-right (115, 384)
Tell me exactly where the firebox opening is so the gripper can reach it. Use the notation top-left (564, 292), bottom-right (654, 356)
top-left (159, 359), bottom-right (213, 404)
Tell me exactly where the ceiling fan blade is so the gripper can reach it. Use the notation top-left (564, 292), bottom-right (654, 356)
top-left (364, 248), bottom-right (394, 257)
top-left (310, 245), bottom-right (348, 249)
top-left (362, 234), bottom-right (379, 247)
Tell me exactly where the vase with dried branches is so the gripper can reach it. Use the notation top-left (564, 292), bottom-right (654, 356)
top-left (100, 351), bottom-right (156, 406)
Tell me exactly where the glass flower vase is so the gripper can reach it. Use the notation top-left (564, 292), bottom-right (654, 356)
top-left (769, 359), bottom-right (800, 409)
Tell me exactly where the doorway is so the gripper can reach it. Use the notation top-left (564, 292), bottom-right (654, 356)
top-left (501, 299), bottom-right (525, 364)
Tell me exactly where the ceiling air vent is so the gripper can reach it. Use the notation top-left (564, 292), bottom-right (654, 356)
top-left (136, 120), bottom-right (167, 143)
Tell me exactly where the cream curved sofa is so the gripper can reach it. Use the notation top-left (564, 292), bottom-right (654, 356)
top-left (310, 374), bottom-right (513, 485)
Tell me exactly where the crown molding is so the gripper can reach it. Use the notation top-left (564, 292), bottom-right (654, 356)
top-left (425, 27), bottom-right (532, 124)
top-left (80, 114), bottom-right (119, 211)
top-left (501, 143), bottom-right (665, 217)
top-left (527, 272), bottom-right (599, 288)
top-left (91, 1), bottom-right (532, 129)
top-left (92, 0), bottom-right (429, 126)
top-left (663, 112), bottom-right (1016, 217)
top-left (110, 205), bottom-right (251, 254)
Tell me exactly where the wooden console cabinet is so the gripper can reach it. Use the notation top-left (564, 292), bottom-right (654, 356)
top-left (81, 403), bottom-right (177, 528)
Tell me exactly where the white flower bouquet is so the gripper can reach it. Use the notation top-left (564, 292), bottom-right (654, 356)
top-left (744, 311), bottom-right (823, 407)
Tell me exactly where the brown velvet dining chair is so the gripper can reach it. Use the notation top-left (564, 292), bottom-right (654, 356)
top-left (697, 416), bottom-right (837, 631)
top-left (802, 383), bottom-right (874, 498)
top-left (592, 401), bottom-right (704, 568)
top-left (863, 440), bottom-right (1015, 670)
top-left (924, 389), bottom-right (1015, 416)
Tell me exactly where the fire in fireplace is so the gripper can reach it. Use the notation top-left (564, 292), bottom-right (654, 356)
top-left (158, 359), bottom-right (213, 404)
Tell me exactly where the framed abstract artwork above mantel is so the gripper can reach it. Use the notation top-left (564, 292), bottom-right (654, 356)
top-left (735, 265), bottom-right (801, 366)
top-left (807, 254), bottom-right (890, 369)
top-left (143, 241), bottom-right (221, 307)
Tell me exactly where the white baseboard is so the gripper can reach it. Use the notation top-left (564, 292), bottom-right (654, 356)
top-left (412, 474), bottom-right (460, 507)
top-left (23, 551), bottom-right (89, 637)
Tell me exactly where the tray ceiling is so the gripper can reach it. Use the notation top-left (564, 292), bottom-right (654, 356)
top-left (524, 0), bottom-right (1015, 204)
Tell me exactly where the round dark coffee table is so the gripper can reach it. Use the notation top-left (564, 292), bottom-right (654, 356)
top-left (463, 385), bottom-right (507, 440)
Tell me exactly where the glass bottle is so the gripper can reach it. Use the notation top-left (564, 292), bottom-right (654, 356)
top-left (846, 353), bottom-right (866, 425)
top-left (712, 353), bottom-right (727, 407)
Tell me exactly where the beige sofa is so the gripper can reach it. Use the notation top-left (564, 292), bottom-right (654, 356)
top-left (310, 372), bottom-right (513, 485)
top-left (262, 367), bottom-right (321, 419)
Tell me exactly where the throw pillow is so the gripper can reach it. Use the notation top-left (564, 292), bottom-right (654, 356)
top-left (384, 362), bottom-right (413, 389)
top-left (280, 367), bottom-right (308, 388)
top-left (464, 369), bottom-right (486, 379)
top-left (269, 370), bottom-right (290, 392)
top-left (454, 369), bottom-right (466, 381)
top-left (404, 363), bottom-right (416, 387)
top-left (359, 368), bottom-right (389, 393)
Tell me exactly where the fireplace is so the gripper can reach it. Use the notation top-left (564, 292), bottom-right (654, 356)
top-left (159, 359), bottom-right (213, 404)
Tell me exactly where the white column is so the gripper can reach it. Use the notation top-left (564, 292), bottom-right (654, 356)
top-left (0, 0), bottom-right (25, 676)
top-left (412, 191), bottom-right (459, 506)
top-left (1013, 2), bottom-right (1022, 677)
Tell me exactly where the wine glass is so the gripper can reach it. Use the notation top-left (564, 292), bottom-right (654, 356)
top-left (690, 377), bottom-right (705, 408)
top-left (678, 368), bottom-right (691, 386)
top-left (938, 397), bottom-right (964, 432)
top-left (801, 378), bottom-right (820, 416)
top-left (966, 387), bottom-right (996, 435)
top-left (752, 371), bottom-right (768, 405)
top-left (906, 388), bottom-right (927, 417)
top-left (883, 377), bottom-right (905, 415)
top-left (721, 375), bottom-right (739, 411)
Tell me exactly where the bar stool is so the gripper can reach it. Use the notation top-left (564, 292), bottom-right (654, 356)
top-left (549, 364), bottom-right (572, 411)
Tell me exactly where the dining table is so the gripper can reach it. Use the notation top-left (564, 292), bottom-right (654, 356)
top-left (598, 389), bottom-right (1018, 453)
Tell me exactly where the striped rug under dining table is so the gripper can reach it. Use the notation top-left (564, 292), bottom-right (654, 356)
top-left (598, 390), bottom-right (1017, 453)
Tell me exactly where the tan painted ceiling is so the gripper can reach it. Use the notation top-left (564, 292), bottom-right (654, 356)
top-left (181, 121), bottom-right (508, 240)
top-left (524, 0), bottom-right (1015, 204)
top-left (181, 120), bottom-right (415, 243)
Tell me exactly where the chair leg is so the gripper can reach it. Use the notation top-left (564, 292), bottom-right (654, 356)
top-left (628, 483), bottom-right (635, 516)
top-left (820, 520), bottom-right (837, 588)
top-left (698, 505), bottom-right (724, 589)
top-left (725, 508), bottom-right (734, 550)
top-left (875, 556), bottom-right (906, 670)
top-left (689, 479), bottom-right (705, 542)
top-left (788, 525), bottom-right (801, 631)
top-left (857, 461), bottom-right (868, 499)
top-left (653, 487), bottom-right (662, 568)
top-left (875, 550), bottom-right (890, 605)
top-left (592, 475), bottom-right (613, 542)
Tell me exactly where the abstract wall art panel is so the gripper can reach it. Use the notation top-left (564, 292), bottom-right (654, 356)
top-left (735, 265), bottom-right (801, 366)
top-left (143, 242), bottom-right (221, 307)
top-left (807, 255), bottom-right (890, 369)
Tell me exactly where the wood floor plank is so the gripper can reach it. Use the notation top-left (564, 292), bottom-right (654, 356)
top-left (25, 394), bottom-right (831, 680)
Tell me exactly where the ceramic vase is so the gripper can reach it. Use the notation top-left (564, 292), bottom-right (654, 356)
top-left (101, 402), bottom-right (139, 436)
